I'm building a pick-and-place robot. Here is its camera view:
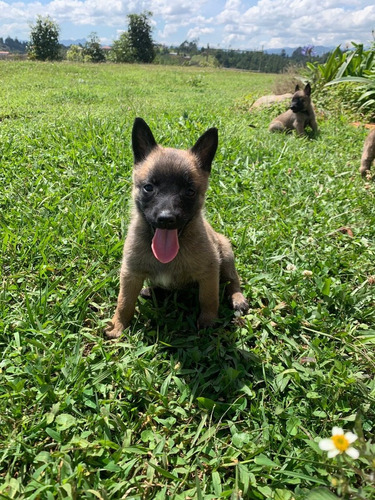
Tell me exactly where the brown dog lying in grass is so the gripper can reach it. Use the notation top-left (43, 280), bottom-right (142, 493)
top-left (269, 83), bottom-right (318, 136)
top-left (360, 129), bottom-right (375, 177)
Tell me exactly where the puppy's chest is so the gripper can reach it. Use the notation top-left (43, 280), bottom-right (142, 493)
top-left (151, 271), bottom-right (181, 289)
top-left (148, 263), bottom-right (194, 289)
top-left (146, 248), bottom-right (206, 289)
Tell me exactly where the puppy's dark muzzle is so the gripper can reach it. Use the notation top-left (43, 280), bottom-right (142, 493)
top-left (290, 103), bottom-right (303, 113)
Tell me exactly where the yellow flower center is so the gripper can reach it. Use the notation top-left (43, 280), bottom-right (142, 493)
top-left (332, 434), bottom-right (349, 452)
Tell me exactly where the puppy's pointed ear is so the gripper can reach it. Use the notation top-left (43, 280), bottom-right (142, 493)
top-left (190, 128), bottom-right (218, 173)
top-left (294, 84), bottom-right (300, 92)
top-left (132, 118), bottom-right (158, 164)
top-left (304, 83), bottom-right (311, 96)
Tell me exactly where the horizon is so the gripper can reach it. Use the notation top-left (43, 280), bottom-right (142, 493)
top-left (0, 35), bottom-right (336, 56)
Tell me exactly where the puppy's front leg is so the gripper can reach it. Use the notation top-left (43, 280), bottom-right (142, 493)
top-left (310, 117), bottom-right (318, 134)
top-left (105, 271), bottom-right (144, 338)
top-left (197, 273), bottom-right (220, 329)
top-left (221, 261), bottom-right (249, 315)
top-left (295, 120), bottom-right (305, 136)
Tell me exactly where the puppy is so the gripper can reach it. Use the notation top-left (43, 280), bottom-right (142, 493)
top-left (106, 118), bottom-right (249, 338)
top-left (269, 83), bottom-right (318, 136)
top-left (359, 129), bottom-right (375, 177)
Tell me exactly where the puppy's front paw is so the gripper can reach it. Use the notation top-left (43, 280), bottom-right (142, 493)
top-left (105, 320), bottom-right (125, 339)
top-left (359, 166), bottom-right (370, 178)
top-left (197, 312), bottom-right (217, 329)
top-left (231, 292), bottom-right (249, 315)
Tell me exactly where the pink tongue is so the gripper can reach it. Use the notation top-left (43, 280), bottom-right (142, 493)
top-left (151, 229), bottom-right (180, 263)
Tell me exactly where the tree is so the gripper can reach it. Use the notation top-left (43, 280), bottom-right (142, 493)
top-left (66, 44), bottom-right (83, 62)
top-left (82, 32), bottom-right (106, 63)
top-left (127, 12), bottom-right (155, 63)
top-left (291, 46), bottom-right (305, 63)
top-left (108, 32), bottom-right (135, 63)
top-left (28, 16), bottom-right (60, 61)
top-left (178, 39), bottom-right (199, 56)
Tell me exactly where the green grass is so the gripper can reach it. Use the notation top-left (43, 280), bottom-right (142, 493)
top-left (1, 61), bottom-right (374, 499)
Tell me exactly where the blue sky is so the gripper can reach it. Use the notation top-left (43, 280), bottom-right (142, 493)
top-left (1, 0), bottom-right (374, 50)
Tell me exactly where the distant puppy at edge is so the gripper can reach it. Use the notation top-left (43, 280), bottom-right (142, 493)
top-left (105, 118), bottom-right (249, 338)
top-left (360, 129), bottom-right (375, 177)
top-left (269, 83), bottom-right (318, 136)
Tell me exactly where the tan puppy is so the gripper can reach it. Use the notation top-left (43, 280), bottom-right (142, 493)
top-left (106, 118), bottom-right (249, 338)
top-left (269, 83), bottom-right (318, 136)
top-left (360, 129), bottom-right (375, 177)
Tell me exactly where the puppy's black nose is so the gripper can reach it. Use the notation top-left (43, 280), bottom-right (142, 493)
top-left (156, 210), bottom-right (177, 229)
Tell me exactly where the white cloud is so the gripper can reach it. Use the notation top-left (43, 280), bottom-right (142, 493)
top-left (0, 0), bottom-right (374, 49)
top-left (216, 0), bottom-right (375, 48)
top-left (187, 26), bottom-right (214, 40)
top-left (49, 0), bottom-right (126, 25)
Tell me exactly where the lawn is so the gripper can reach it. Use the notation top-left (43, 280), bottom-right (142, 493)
top-left (0, 61), bottom-right (374, 499)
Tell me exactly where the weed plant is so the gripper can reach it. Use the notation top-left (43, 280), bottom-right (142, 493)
top-left (0, 61), bottom-right (374, 499)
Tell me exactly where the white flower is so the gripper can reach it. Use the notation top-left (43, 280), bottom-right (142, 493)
top-left (302, 270), bottom-right (313, 277)
top-left (319, 427), bottom-right (359, 459)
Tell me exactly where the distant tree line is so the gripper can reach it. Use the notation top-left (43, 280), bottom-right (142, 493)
top-left (1, 12), bottom-right (332, 73)
top-left (0, 36), bottom-right (27, 53)
top-left (214, 49), bottom-right (294, 73)
top-left (212, 46), bottom-right (330, 73)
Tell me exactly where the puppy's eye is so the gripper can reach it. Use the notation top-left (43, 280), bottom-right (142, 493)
top-left (185, 187), bottom-right (196, 198)
top-left (143, 184), bottom-right (154, 193)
